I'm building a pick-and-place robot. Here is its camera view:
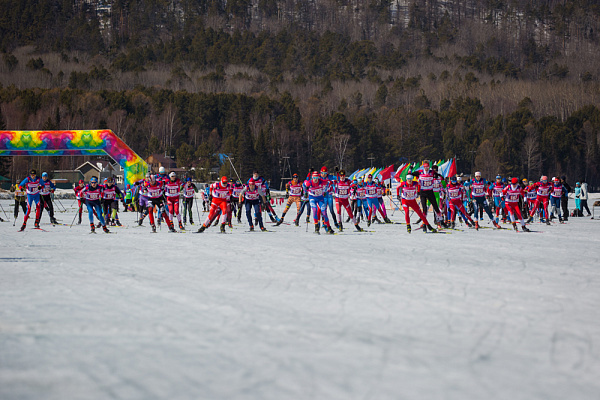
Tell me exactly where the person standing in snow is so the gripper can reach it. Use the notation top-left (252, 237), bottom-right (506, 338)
top-left (574, 182), bottom-right (582, 216)
top-left (18, 169), bottom-right (43, 231)
top-left (182, 178), bottom-right (197, 225)
top-left (239, 178), bottom-right (266, 231)
top-left (39, 172), bottom-right (58, 225)
top-left (580, 180), bottom-right (591, 216)
top-left (527, 176), bottom-right (552, 224)
top-left (304, 171), bottom-right (334, 234)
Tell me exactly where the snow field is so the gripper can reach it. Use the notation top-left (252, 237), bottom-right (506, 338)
top-left (0, 198), bottom-right (599, 400)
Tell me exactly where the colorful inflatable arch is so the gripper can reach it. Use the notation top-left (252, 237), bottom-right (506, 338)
top-left (0, 130), bottom-right (147, 185)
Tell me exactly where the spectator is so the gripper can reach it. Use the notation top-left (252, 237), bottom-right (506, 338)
top-left (574, 182), bottom-right (582, 216)
top-left (580, 180), bottom-right (591, 216)
top-left (560, 176), bottom-right (571, 221)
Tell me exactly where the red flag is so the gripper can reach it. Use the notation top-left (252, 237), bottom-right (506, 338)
top-left (448, 158), bottom-right (457, 178)
top-left (379, 164), bottom-right (395, 181)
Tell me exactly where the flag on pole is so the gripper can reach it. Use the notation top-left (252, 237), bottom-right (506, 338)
top-left (447, 158), bottom-right (457, 178)
top-left (378, 165), bottom-right (395, 181)
top-left (394, 163), bottom-right (409, 182)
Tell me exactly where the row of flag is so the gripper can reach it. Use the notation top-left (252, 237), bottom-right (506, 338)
top-left (347, 159), bottom-right (457, 183)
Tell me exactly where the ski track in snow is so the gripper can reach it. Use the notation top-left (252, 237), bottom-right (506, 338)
top-left (1, 199), bottom-right (600, 400)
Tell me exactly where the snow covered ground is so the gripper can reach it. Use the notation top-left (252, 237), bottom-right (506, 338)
top-left (1, 198), bottom-right (599, 400)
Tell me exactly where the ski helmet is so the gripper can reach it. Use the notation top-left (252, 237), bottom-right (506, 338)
top-left (367, 174), bottom-right (373, 179)
top-left (42, 172), bottom-right (48, 178)
top-left (90, 176), bottom-right (98, 183)
top-left (221, 176), bottom-right (228, 185)
top-left (450, 176), bottom-right (457, 183)
top-left (248, 178), bottom-right (255, 186)
top-left (511, 177), bottom-right (518, 184)
top-left (312, 171), bottom-right (319, 178)
top-left (78, 179), bottom-right (84, 184)
top-left (423, 160), bottom-right (430, 166)
top-left (406, 174), bottom-right (413, 182)
top-left (30, 169), bottom-right (37, 175)
top-left (292, 173), bottom-right (299, 180)
top-left (169, 172), bottom-right (176, 179)
top-left (475, 171), bottom-right (481, 177)
top-left (159, 166), bottom-right (166, 174)
top-left (321, 166), bottom-right (328, 173)
top-left (496, 175), bottom-right (501, 180)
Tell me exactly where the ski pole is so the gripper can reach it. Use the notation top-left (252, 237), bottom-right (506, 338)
top-left (55, 197), bottom-right (67, 212)
top-left (70, 203), bottom-right (81, 228)
top-left (194, 194), bottom-right (201, 224)
top-left (0, 203), bottom-right (9, 221)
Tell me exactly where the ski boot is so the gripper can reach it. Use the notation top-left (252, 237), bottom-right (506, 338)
top-left (422, 224), bottom-right (427, 233)
top-left (374, 216), bottom-right (383, 224)
top-left (116, 220), bottom-right (122, 227)
top-left (493, 220), bottom-right (501, 229)
top-left (545, 219), bottom-right (551, 226)
top-left (102, 225), bottom-right (110, 233)
top-left (367, 218), bottom-right (371, 227)
top-left (521, 225), bottom-right (530, 232)
top-left (90, 223), bottom-right (96, 233)
top-left (384, 217), bottom-right (392, 224)
top-left (196, 225), bottom-right (206, 233)
top-left (151, 224), bottom-right (157, 233)
top-left (276, 214), bottom-right (286, 226)
top-left (96, 222), bottom-right (102, 228)
top-left (138, 218), bottom-right (143, 226)
top-left (407, 224), bottom-right (412, 233)
top-left (475, 221), bottom-right (479, 230)
top-left (255, 217), bottom-right (259, 226)
top-left (325, 225), bottom-right (334, 234)
top-left (338, 221), bottom-right (344, 232)
top-left (50, 217), bottom-right (58, 225)
top-left (526, 216), bottom-right (533, 223)
top-left (249, 225), bottom-right (254, 231)
top-left (228, 221), bottom-right (233, 228)
top-left (306, 216), bottom-right (310, 223)
top-left (34, 220), bottom-right (40, 229)
top-left (450, 222), bottom-right (456, 229)
top-left (512, 222), bottom-right (518, 231)
top-left (559, 217), bottom-right (564, 224)
top-left (190, 218), bottom-right (194, 225)
top-left (427, 224), bottom-right (437, 233)
top-left (220, 223), bottom-right (226, 233)
top-left (314, 224), bottom-right (320, 234)
top-left (260, 226), bottom-right (267, 232)
top-left (19, 223), bottom-right (26, 232)
top-left (294, 219), bottom-right (299, 227)
top-left (355, 224), bottom-right (364, 232)
top-left (269, 214), bottom-right (277, 223)
top-left (179, 221), bottom-right (184, 230)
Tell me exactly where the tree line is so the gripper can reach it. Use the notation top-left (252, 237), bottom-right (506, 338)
top-left (1, 86), bottom-right (598, 188)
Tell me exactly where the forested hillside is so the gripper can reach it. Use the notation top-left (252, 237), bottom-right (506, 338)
top-left (0, 0), bottom-right (599, 186)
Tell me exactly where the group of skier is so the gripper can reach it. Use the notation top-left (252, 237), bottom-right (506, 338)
top-left (11, 161), bottom-right (583, 234)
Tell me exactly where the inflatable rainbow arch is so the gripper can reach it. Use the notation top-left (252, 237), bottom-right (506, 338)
top-left (0, 130), bottom-right (147, 185)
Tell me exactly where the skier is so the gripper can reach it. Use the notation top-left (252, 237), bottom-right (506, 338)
top-left (74, 179), bottom-right (85, 224)
top-left (277, 173), bottom-right (303, 226)
top-left (364, 174), bottom-right (380, 227)
top-left (249, 170), bottom-right (280, 223)
top-left (182, 178), bottom-right (197, 225)
top-left (197, 176), bottom-right (232, 233)
top-left (355, 179), bottom-right (369, 223)
top-left (304, 171), bottom-right (335, 234)
top-left (18, 169), bottom-right (43, 231)
top-left (491, 175), bottom-right (506, 224)
top-left (296, 185), bottom-right (311, 224)
top-left (560, 176), bottom-right (571, 221)
top-left (414, 161), bottom-right (443, 227)
top-left (549, 177), bottom-right (566, 222)
top-left (39, 172), bottom-right (58, 224)
top-left (165, 172), bottom-right (184, 230)
top-left (80, 176), bottom-right (110, 233)
top-left (471, 172), bottom-right (500, 228)
top-left (124, 184), bottom-right (133, 212)
top-left (502, 177), bottom-right (531, 231)
top-left (319, 166), bottom-right (339, 228)
top-left (144, 174), bottom-right (176, 232)
top-left (375, 178), bottom-right (392, 223)
top-left (239, 178), bottom-right (266, 231)
top-left (101, 176), bottom-right (123, 226)
top-left (333, 170), bottom-right (363, 231)
top-left (230, 179), bottom-right (244, 224)
top-left (446, 176), bottom-right (476, 229)
top-left (396, 174), bottom-right (436, 233)
top-left (527, 176), bottom-right (552, 224)
top-left (13, 184), bottom-right (27, 220)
